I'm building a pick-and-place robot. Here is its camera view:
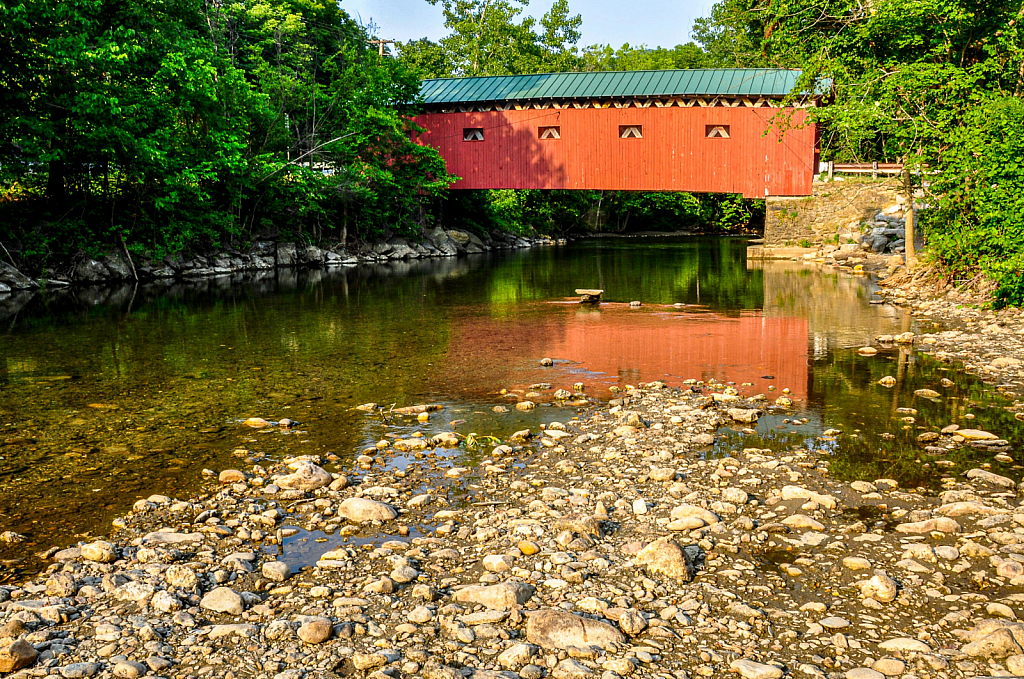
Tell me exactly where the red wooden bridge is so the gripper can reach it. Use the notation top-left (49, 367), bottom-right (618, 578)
top-left (413, 69), bottom-right (820, 198)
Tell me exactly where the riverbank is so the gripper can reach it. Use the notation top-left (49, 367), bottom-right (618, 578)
top-left (2, 381), bottom-right (1022, 679)
top-left (0, 229), bottom-right (564, 292)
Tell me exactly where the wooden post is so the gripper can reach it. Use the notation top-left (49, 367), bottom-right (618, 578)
top-left (368, 39), bottom-right (394, 56)
top-left (827, 160), bottom-right (834, 181)
top-left (903, 163), bottom-right (916, 270)
top-left (872, 161), bottom-right (878, 180)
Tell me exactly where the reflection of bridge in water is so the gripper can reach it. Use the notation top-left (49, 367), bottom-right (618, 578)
top-left (415, 69), bottom-right (821, 198)
top-left (445, 306), bottom-right (811, 399)
top-left (442, 262), bottom-right (909, 402)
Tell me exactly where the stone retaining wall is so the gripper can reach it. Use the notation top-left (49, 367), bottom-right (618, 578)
top-left (764, 178), bottom-right (902, 247)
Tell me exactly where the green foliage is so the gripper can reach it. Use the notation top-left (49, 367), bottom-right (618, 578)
top-left (581, 42), bottom-right (709, 71)
top-left (416, 0), bottom-right (582, 76)
top-left (923, 96), bottom-right (1024, 307)
top-left (694, 0), bottom-right (1024, 304)
top-left (694, 0), bottom-right (1024, 164)
top-left (0, 0), bottom-right (454, 266)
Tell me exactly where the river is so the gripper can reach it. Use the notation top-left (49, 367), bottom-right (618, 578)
top-left (0, 236), bottom-right (1021, 579)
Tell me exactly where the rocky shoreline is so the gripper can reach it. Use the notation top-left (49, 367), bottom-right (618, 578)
top-left (0, 229), bottom-right (562, 292)
top-left (871, 268), bottom-right (1024, 399)
top-left (2, 381), bottom-right (1023, 679)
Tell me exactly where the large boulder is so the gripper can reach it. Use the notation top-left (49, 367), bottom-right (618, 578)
top-left (73, 258), bottom-right (110, 282)
top-left (526, 610), bottom-right (624, 651)
top-left (0, 262), bottom-right (37, 290)
top-left (275, 242), bottom-right (297, 267)
top-left (337, 497), bottom-right (397, 524)
top-left (100, 253), bottom-right (133, 279)
top-left (81, 540), bottom-right (117, 563)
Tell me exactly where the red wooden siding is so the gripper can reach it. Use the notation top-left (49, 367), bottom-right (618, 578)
top-left (413, 107), bottom-right (816, 197)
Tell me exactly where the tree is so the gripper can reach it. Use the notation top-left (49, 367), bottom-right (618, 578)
top-left (423, 0), bottom-right (582, 76)
top-left (397, 38), bottom-right (454, 78)
top-left (0, 0), bottom-right (454, 265)
top-left (582, 42), bottom-right (709, 71)
top-left (537, 0), bottom-right (583, 71)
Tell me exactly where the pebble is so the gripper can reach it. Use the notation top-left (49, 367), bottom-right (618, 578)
top-left (8, 379), bottom-right (1024, 679)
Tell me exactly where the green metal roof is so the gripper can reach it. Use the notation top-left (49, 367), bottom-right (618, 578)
top-left (419, 69), bottom-right (807, 104)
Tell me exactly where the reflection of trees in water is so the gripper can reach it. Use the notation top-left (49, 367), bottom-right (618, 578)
top-left (804, 348), bottom-right (1024, 488)
top-left (483, 237), bottom-right (763, 311)
top-left (756, 261), bottom-right (906, 346)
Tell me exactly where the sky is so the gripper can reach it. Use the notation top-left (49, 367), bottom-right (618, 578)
top-left (341, 0), bottom-right (717, 49)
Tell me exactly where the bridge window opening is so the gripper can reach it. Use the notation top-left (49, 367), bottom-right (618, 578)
top-left (706, 125), bottom-right (731, 138)
top-left (619, 125), bottom-right (642, 139)
top-left (463, 128), bottom-right (484, 142)
top-left (538, 126), bottom-right (561, 140)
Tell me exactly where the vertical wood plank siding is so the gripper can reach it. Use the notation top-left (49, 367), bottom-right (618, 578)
top-left (412, 107), bottom-right (815, 197)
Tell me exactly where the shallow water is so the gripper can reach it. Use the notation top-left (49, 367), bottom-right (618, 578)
top-left (1, 236), bottom-right (1021, 577)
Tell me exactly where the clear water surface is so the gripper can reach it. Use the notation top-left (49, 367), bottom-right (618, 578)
top-left (1, 236), bottom-right (1021, 578)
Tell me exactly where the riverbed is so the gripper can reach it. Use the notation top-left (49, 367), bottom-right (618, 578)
top-left (1, 236), bottom-right (1022, 579)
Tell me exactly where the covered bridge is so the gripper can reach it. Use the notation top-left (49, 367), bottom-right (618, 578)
top-left (413, 69), bottom-right (820, 198)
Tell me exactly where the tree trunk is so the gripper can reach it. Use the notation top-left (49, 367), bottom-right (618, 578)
top-left (903, 164), bottom-right (916, 270)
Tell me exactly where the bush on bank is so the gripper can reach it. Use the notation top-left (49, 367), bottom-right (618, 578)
top-left (923, 96), bottom-right (1024, 308)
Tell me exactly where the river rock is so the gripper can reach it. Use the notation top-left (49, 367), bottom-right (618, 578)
top-left (634, 537), bottom-right (697, 581)
top-left (729, 659), bottom-right (784, 679)
top-left (152, 590), bottom-right (182, 613)
top-left (46, 573), bottom-right (78, 597)
top-left (60, 662), bottom-right (102, 678)
top-left (782, 514), bottom-right (824, 531)
top-left (113, 660), bottom-right (147, 679)
top-left (297, 617), bottom-right (332, 643)
top-left (483, 555), bottom-right (513, 572)
top-left (727, 408), bottom-right (761, 423)
top-left (0, 638), bottom-right (38, 673)
top-left (553, 658), bottom-right (593, 679)
top-left (845, 669), bottom-right (884, 679)
top-left (871, 658), bottom-right (905, 676)
top-left (618, 609), bottom-right (647, 635)
top-left (454, 583), bottom-right (535, 610)
top-left (958, 429), bottom-right (999, 441)
top-left (497, 643), bottom-right (536, 669)
top-left (200, 587), bottom-right (245, 615)
top-left (859, 573), bottom-right (899, 602)
top-left (966, 468), bottom-right (1015, 487)
top-left (670, 504), bottom-right (719, 524)
top-left (165, 564), bottom-right (198, 589)
top-left (526, 610), bottom-right (625, 651)
top-left (895, 517), bottom-right (961, 534)
top-left (353, 653), bottom-right (389, 671)
top-left (780, 485), bottom-right (838, 509)
top-left (338, 498), bottom-right (397, 523)
top-left (81, 540), bottom-right (117, 563)
top-left (262, 561), bottom-right (291, 582)
top-left (963, 626), bottom-right (1023, 658)
top-left (275, 462), bottom-right (332, 491)
top-left (877, 637), bottom-right (931, 653)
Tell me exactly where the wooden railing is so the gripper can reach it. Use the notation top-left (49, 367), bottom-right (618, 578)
top-left (819, 161), bottom-right (904, 179)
